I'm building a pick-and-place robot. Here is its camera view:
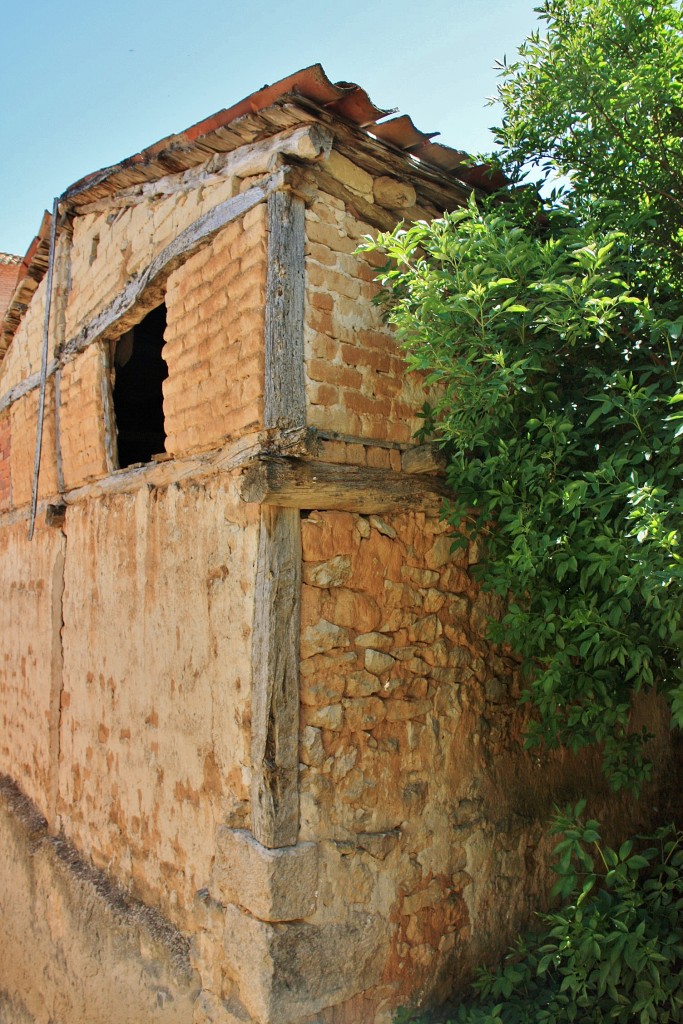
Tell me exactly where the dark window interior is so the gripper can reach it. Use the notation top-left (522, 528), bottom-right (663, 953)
top-left (112, 304), bottom-right (168, 468)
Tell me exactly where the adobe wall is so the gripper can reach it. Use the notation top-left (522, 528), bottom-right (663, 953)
top-left (0, 140), bottom-right (274, 1022)
top-left (0, 122), bottom-right (675, 1024)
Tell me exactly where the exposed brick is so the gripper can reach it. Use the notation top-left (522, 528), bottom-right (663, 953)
top-left (309, 383), bottom-right (339, 407)
top-left (164, 214), bottom-right (266, 455)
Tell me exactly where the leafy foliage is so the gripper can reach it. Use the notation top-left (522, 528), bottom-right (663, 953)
top-left (404, 807), bottom-right (683, 1024)
top-left (494, 0), bottom-right (683, 291)
top-left (361, 0), bottom-right (683, 790)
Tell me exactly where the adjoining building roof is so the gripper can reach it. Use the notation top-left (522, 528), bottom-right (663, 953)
top-left (2, 64), bottom-right (505, 356)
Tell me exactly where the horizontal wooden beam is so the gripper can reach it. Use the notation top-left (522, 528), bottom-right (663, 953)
top-left (0, 426), bottom-right (322, 526)
top-left (0, 362), bottom-right (57, 415)
top-left (59, 426), bottom-right (319, 504)
top-left (401, 442), bottom-right (448, 476)
top-left (61, 167), bottom-right (291, 362)
top-left (76, 124), bottom-right (334, 215)
top-left (239, 457), bottom-right (449, 514)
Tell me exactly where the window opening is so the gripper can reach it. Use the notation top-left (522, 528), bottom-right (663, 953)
top-left (112, 303), bottom-right (168, 468)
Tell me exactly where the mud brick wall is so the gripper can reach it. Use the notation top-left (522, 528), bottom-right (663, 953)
top-left (0, 260), bottom-right (20, 322)
top-left (58, 345), bottom-right (110, 490)
top-left (64, 175), bottom-right (239, 342)
top-left (0, 410), bottom-right (10, 510)
top-left (163, 208), bottom-right (267, 455)
top-left (9, 382), bottom-right (59, 505)
top-left (0, 275), bottom-right (48, 395)
top-left (57, 476), bottom-right (258, 929)
top-left (304, 186), bottom-right (427, 445)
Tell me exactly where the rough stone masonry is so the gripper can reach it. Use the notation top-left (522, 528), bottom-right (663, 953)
top-left (0, 65), bottom-right (674, 1024)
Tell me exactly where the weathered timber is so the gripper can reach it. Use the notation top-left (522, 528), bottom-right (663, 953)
top-left (240, 458), bottom-right (449, 514)
top-left (0, 364), bottom-right (57, 415)
top-left (328, 120), bottom-right (480, 211)
top-left (264, 191), bottom-right (306, 429)
top-left (61, 167), bottom-right (291, 362)
top-left (250, 506), bottom-right (301, 848)
top-left (316, 428), bottom-right (406, 451)
top-left (76, 125), bottom-right (333, 214)
top-left (56, 426), bottom-right (319, 506)
top-left (401, 443), bottom-right (448, 476)
top-left (98, 344), bottom-right (118, 473)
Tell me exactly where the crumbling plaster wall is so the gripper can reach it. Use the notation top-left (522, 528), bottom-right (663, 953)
top-left (0, 521), bottom-right (64, 819)
top-left (58, 478), bottom-right (258, 928)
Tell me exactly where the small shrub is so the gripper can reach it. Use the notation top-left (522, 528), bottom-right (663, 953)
top-left (400, 804), bottom-right (683, 1024)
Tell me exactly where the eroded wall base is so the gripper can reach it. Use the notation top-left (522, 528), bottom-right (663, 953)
top-left (0, 776), bottom-right (199, 1024)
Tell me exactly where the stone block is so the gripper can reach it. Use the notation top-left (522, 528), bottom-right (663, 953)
top-left (343, 696), bottom-right (386, 732)
top-left (300, 619), bottom-right (351, 658)
top-left (300, 726), bottom-right (325, 767)
top-left (301, 703), bottom-right (344, 731)
top-left (300, 667), bottom-right (346, 706)
top-left (355, 631), bottom-right (392, 651)
top-left (326, 151), bottom-right (375, 198)
top-left (373, 175), bottom-right (417, 210)
top-left (211, 828), bottom-right (319, 922)
top-left (344, 670), bottom-right (381, 697)
top-left (223, 904), bottom-right (384, 1024)
top-left (364, 649), bottom-right (395, 675)
top-left (302, 555), bottom-right (352, 588)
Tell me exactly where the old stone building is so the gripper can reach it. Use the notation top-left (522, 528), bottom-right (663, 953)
top-left (0, 66), bottom-right (672, 1024)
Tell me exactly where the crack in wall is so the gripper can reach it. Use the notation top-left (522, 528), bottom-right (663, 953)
top-left (47, 525), bottom-right (66, 835)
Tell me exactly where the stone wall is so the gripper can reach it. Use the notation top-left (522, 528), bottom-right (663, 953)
top-left (296, 510), bottom-right (566, 1018)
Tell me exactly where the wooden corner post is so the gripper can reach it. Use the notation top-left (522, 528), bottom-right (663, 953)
top-left (250, 189), bottom-right (306, 847)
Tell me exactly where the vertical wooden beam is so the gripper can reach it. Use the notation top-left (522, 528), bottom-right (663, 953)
top-left (250, 187), bottom-right (307, 847)
top-left (250, 505), bottom-right (301, 848)
top-left (263, 191), bottom-right (306, 429)
top-left (99, 342), bottom-right (119, 473)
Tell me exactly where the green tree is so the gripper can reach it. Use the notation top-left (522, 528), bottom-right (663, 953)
top-left (363, 0), bottom-right (683, 792)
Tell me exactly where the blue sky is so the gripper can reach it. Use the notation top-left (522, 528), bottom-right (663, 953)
top-left (1, 0), bottom-right (540, 257)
